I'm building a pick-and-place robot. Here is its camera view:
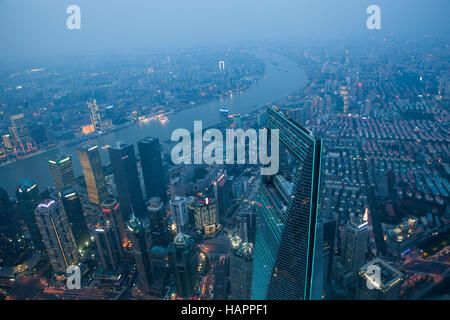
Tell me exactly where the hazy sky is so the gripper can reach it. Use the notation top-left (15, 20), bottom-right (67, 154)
top-left (0, 0), bottom-right (449, 59)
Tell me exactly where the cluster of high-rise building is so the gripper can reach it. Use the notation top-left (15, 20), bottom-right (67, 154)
top-left (1, 39), bottom-right (449, 301)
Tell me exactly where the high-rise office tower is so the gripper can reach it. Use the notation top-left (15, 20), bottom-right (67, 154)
top-left (147, 197), bottom-right (171, 248)
top-left (216, 175), bottom-right (232, 218)
top-left (88, 100), bottom-right (102, 132)
top-left (237, 206), bottom-right (256, 244)
top-left (48, 154), bottom-right (76, 192)
top-left (90, 215), bottom-right (123, 272)
top-left (108, 141), bottom-right (146, 219)
top-left (101, 198), bottom-right (127, 245)
top-left (35, 199), bottom-right (79, 273)
top-left (16, 179), bottom-right (44, 251)
top-left (0, 187), bottom-right (26, 266)
top-left (10, 114), bottom-right (31, 143)
top-left (252, 106), bottom-right (323, 300)
top-left (169, 196), bottom-right (188, 233)
top-left (193, 197), bottom-right (218, 235)
top-left (230, 236), bottom-right (253, 300)
top-left (149, 245), bottom-right (170, 298)
top-left (220, 109), bottom-right (230, 129)
top-left (168, 232), bottom-right (198, 299)
top-left (77, 145), bottom-right (109, 205)
top-left (60, 187), bottom-right (90, 252)
top-left (322, 214), bottom-right (337, 298)
top-left (138, 137), bottom-right (167, 202)
top-left (2, 134), bottom-right (13, 150)
top-left (127, 214), bottom-right (152, 293)
top-left (342, 214), bottom-right (369, 273)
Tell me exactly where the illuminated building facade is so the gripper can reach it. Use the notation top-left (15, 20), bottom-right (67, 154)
top-left (35, 199), bottom-right (79, 273)
top-left (77, 145), bottom-right (109, 205)
top-left (48, 154), bottom-right (76, 192)
top-left (251, 106), bottom-right (323, 300)
top-left (169, 196), bottom-right (188, 233)
top-left (193, 197), bottom-right (218, 235)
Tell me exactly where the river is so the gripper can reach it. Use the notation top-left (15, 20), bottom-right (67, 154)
top-left (0, 50), bottom-right (308, 196)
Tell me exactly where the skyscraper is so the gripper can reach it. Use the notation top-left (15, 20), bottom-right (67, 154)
top-left (138, 137), bottom-right (167, 202)
top-left (342, 214), bottom-right (369, 273)
top-left (77, 145), bottom-right (109, 205)
top-left (147, 197), bottom-right (171, 248)
top-left (16, 179), bottom-right (44, 251)
top-left (230, 236), bottom-right (253, 300)
top-left (108, 141), bottom-right (146, 219)
top-left (237, 206), bottom-right (256, 244)
top-left (35, 199), bottom-right (79, 273)
top-left (169, 196), bottom-right (188, 233)
top-left (60, 187), bottom-right (90, 252)
top-left (90, 215), bottom-right (123, 272)
top-left (88, 100), bottom-right (102, 132)
top-left (48, 154), bottom-right (76, 192)
top-left (0, 187), bottom-right (26, 266)
top-left (252, 106), bottom-right (323, 300)
top-left (168, 232), bottom-right (198, 299)
top-left (193, 197), bottom-right (218, 235)
top-left (10, 114), bottom-right (31, 143)
top-left (101, 197), bottom-right (127, 245)
top-left (127, 214), bottom-right (152, 293)
top-left (216, 175), bottom-right (232, 218)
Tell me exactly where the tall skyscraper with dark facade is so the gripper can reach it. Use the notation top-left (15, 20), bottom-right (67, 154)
top-left (342, 213), bottom-right (369, 273)
top-left (16, 179), bottom-right (44, 251)
top-left (147, 197), bottom-right (171, 248)
top-left (230, 236), bottom-right (253, 300)
top-left (90, 214), bottom-right (123, 272)
top-left (216, 176), bottom-right (232, 218)
top-left (48, 154), bottom-right (76, 192)
top-left (60, 187), bottom-right (90, 251)
top-left (101, 197), bottom-right (127, 245)
top-left (138, 137), bottom-right (167, 201)
top-left (108, 141), bottom-right (146, 219)
top-left (127, 214), bottom-right (152, 293)
top-left (77, 145), bottom-right (109, 205)
top-left (168, 232), bottom-right (198, 299)
top-left (0, 187), bottom-right (26, 266)
top-left (237, 206), bottom-right (256, 244)
top-left (35, 199), bottom-right (79, 273)
top-left (251, 106), bottom-right (323, 300)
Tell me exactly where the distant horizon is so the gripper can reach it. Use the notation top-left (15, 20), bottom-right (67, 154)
top-left (1, 0), bottom-right (449, 61)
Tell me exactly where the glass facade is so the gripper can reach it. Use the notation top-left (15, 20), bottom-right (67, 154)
top-left (252, 106), bottom-right (323, 300)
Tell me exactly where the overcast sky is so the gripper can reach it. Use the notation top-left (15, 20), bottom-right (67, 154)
top-left (0, 0), bottom-right (448, 59)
